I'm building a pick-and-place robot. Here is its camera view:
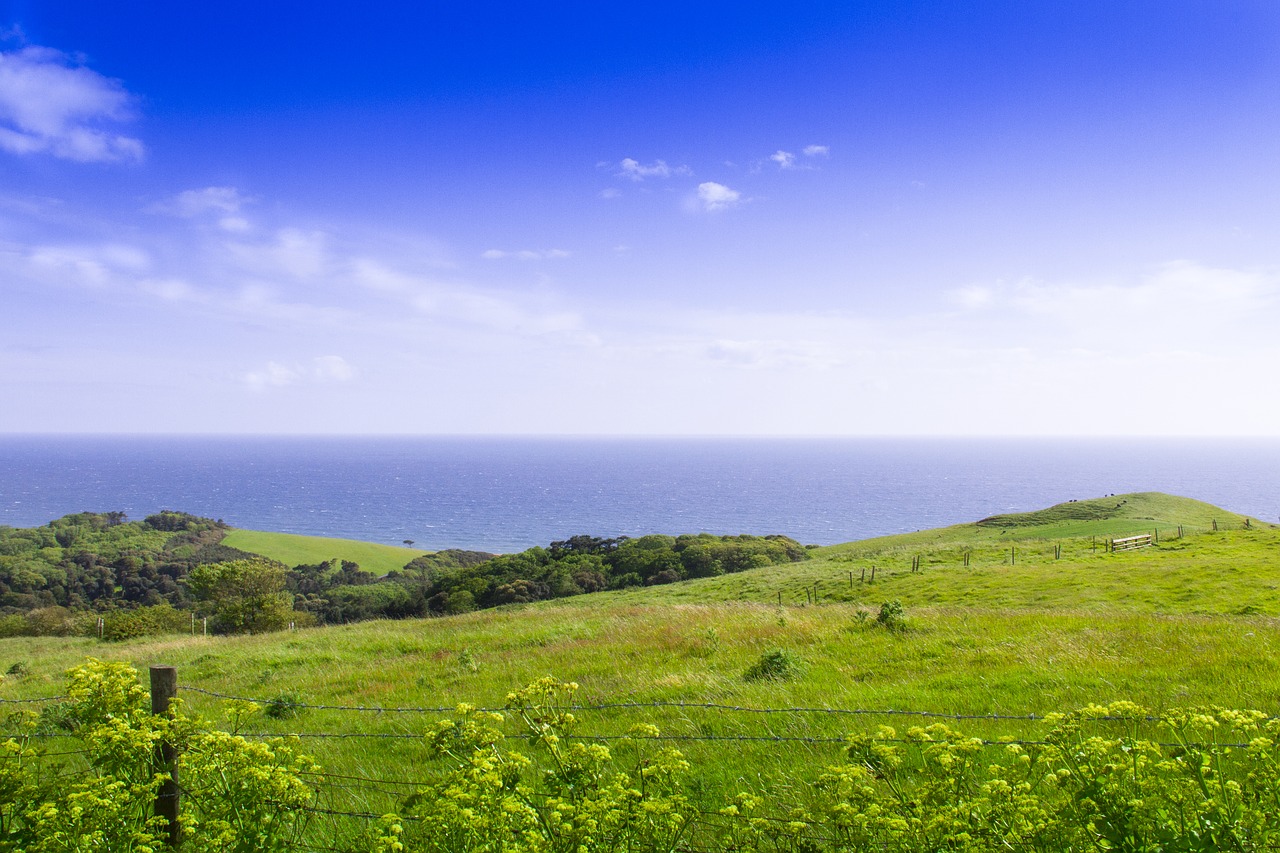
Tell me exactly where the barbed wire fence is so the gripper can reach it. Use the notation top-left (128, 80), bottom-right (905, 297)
top-left (7, 667), bottom-right (1279, 851)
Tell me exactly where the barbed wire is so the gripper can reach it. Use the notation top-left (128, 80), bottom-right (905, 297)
top-left (240, 729), bottom-right (1255, 752)
top-left (184, 685), bottom-right (1234, 724)
top-left (0, 695), bottom-right (66, 704)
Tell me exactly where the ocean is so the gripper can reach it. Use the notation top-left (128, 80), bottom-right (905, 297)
top-left (0, 436), bottom-right (1276, 553)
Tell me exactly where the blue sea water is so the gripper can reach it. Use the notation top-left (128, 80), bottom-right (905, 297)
top-left (0, 436), bottom-right (1277, 553)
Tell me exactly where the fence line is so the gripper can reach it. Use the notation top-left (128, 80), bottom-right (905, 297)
top-left (10, 668), bottom-right (1280, 851)
top-left (183, 684), bottom-right (1220, 724)
top-left (0, 694), bottom-right (66, 704)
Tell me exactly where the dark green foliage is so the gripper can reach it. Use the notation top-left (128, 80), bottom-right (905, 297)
top-left (144, 509), bottom-right (224, 532)
top-left (265, 691), bottom-right (305, 719)
top-left (0, 510), bottom-right (807, 633)
top-left (403, 532), bottom-right (808, 618)
top-left (876, 599), bottom-right (907, 631)
top-left (744, 647), bottom-right (805, 682)
top-left (100, 603), bottom-right (190, 641)
top-left (188, 558), bottom-right (294, 634)
top-left (0, 511), bottom-right (231, 625)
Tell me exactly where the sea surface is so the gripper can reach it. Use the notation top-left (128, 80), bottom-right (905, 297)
top-left (0, 436), bottom-right (1277, 553)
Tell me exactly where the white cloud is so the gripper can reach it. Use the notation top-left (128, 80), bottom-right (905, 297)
top-left (617, 157), bottom-right (692, 181)
top-left (313, 355), bottom-right (356, 382)
top-left (482, 248), bottom-right (571, 261)
top-left (803, 144), bottom-right (829, 157)
top-left (227, 228), bottom-right (328, 279)
top-left (696, 181), bottom-right (742, 212)
top-left (950, 284), bottom-right (994, 309)
top-left (599, 187), bottom-right (622, 199)
top-left (137, 278), bottom-right (198, 301)
top-left (244, 355), bottom-right (356, 392)
top-left (156, 186), bottom-right (246, 216)
top-left (351, 259), bottom-right (582, 335)
top-left (244, 361), bottom-right (300, 391)
top-left (770, 150), bottom-right (796, 169)
top-left (705, 337), bottom-right (839, 370)
top-left (25, 242), bottom-right (150, 287)
top-left (0, 45), bottom-right (143, 163)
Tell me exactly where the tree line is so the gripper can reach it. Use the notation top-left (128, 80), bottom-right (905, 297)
top-left (0, 512), bottom-right (809, 637)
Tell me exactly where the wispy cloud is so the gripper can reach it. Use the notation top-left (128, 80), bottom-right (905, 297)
top-left (481, 248), bottom-right (571, 261)
top-left (0, 45), bottom-right (143, 163)
top-left (617, 157), bottom-right (692, 182)
top-left (767, 145), bottom-right (827, 171)
top-left (226, 228), bottom-right (329, 280)
top-left (770, 150), bottom-right (796, 169)
top-left (695, 181), bottom-right (742, 212)
top-left (244, 355), bottom-right (356, 392)
top-left (150, 186), bottom-right (254, 232)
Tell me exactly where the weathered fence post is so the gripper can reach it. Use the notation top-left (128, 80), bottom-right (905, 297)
top-left (150, 665), bottom-right (180, 847)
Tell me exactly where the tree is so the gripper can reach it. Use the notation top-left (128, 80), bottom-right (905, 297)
top-left (186, 558), bottom-right (293, 634)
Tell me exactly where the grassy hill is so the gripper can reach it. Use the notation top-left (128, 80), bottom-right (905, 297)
top-left (3, 491), bottom-right (1278, 842)
top-left (220, 528), bottom-right (428, 575)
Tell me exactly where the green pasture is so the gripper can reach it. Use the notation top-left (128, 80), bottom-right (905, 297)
top-left (220, 528), bottom-right (427, 575)
top-left (5, 491), bottom-right (1280, 831)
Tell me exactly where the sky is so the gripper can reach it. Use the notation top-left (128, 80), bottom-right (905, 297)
top-left (2, 1), bottom-right (1279, 436)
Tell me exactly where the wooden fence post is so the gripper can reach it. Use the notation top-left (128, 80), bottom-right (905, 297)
top-left (150, 665), bottom-right (180, 847)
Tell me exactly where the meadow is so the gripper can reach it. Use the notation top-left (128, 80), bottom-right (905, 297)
top-left (3, 491), bottom-right (1279, 849)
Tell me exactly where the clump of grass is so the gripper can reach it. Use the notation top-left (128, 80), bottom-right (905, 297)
top-left (876, 600), bottom-right (907, 631)
top-left (265, 691), bottom-right (304, 720)
top-left (744, 648), bottom-right (805, 682)
top-left (6, 661), bottom-right (28, 677)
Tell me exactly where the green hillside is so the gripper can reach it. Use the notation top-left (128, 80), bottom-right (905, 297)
top-left (4, 491), bottom-right (1279, 850)
top-left (818, 490), bottom-right (1259, 557)
top-left (220, 529), bottom-right (428, 575)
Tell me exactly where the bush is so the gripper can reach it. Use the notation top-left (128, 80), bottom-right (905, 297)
top-left (876, 599), bottom-right (906, 631)
top-left (744, 647), bottom-right (805, 682)
top-left (100, 603), bottom-right (189, 641)
top-left (2, 659), bottom-right (315, 852)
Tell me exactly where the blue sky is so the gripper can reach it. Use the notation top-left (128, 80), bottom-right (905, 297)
top-left (2, 1), bottom-right (1279, 434)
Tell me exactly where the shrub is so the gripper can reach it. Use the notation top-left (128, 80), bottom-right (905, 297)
top-left (876, 599), bottom-right (906, 631)
top-left (100, 603), bottom-right (189, 641)
top-left (744, 647), bottom-right (805, 682)
top-left (265, 691), bottom-right (305, 720)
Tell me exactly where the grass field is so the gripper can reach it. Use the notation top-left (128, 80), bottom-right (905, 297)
top-left (4, 491), bottom-right (1279, 838)
top-left (220, 528), bottom-right (428, 575)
